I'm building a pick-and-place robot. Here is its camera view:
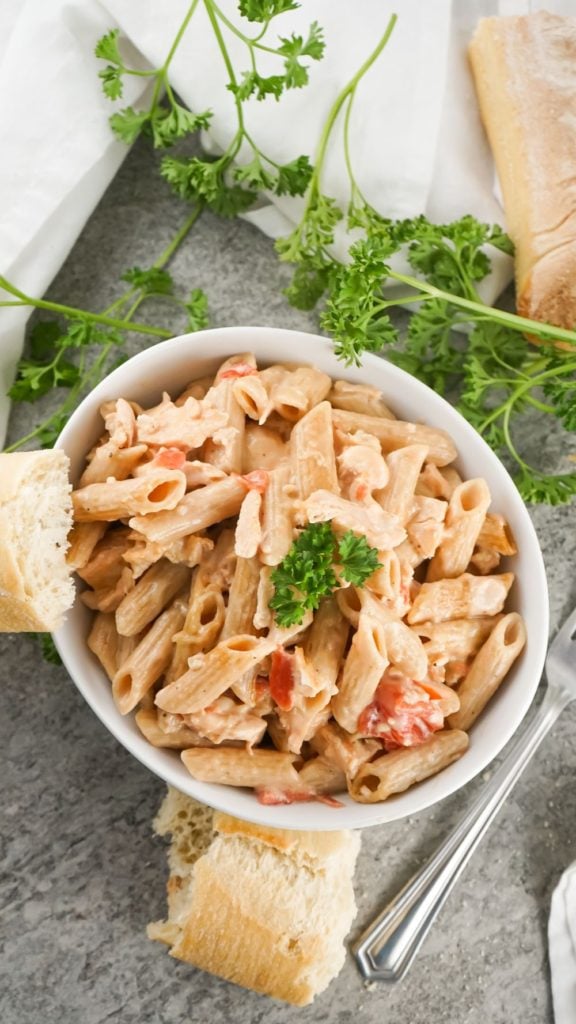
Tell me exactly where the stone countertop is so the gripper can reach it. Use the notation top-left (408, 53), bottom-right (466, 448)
top-left (1, 141), bottom-right (575, 1024)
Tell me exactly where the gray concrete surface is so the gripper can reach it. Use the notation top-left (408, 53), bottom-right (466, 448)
top-left (1, 140), bottom-right (575, 1024)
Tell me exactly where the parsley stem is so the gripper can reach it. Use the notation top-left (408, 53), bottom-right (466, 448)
top-left (206, 1), bottom-right (277, 55)
top-left (306, 13), bottom-right (397, 207)
top-left (387, 269), bottom-right (576, 349)
top-left (163, 0), bottom-right (201, 73)
top-left (0, 279), bottom-right (171, 338)
top-left (155, 204), bottom-right (203, 267)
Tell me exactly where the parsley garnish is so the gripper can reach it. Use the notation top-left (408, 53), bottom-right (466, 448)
top-left (269, 522), bottom-right (382, 627)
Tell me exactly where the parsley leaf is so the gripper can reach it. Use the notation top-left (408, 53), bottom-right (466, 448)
top-left (121, 266), bottom-right (175, 295)
top-left (110, 107), bottom-right (151, 144)
top-left (37, 634), bottom-right (63, 666)
top-left (229, 71), bottom-right (286, 102)
top-left (338, 531), bottom-right (382, 586)
top-left (185, 288), bottom-right (209, 331)
top-left (94, 28), bottom-right (123, 65)
top-left (278, 21), bottom-right (325, 88)
top-left (269, 522), bottom-right (337, 627)
top-left (238, 0), bottom-right (299, 23)
top-left (269, 522), bottom-right (381, 626)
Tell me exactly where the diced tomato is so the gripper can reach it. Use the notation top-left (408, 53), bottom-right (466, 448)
top-left (237, 469), bottom-right (269, 494)
top-left (219, 363), bottom-right (258, 380)
top-left (358, 671), bottom-right (444, 752)
top-left (154, 447), bottom-right (186, 470)
top-left (269, 649), bottom-right (295, 711)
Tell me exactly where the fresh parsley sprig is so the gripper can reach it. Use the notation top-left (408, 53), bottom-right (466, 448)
top-left (3, 206), bottom-right (208, 452)
top-left (269, 522), bottom-right (382, 627)
top-left (97, 0), bottom-right (322, 216)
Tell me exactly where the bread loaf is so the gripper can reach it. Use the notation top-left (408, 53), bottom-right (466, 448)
top-left (0, 449), bottom-right (74, 631)
top-left (469, 12), bottom-right (576, 333)
top-left (147, 788), bottom-right (360, 1005)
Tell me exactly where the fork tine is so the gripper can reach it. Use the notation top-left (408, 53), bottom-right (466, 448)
top-left (551, 604), bottom-right (576, 650)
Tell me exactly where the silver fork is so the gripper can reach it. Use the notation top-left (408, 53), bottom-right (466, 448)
top-left (353, 604), bottom-right (576, 983)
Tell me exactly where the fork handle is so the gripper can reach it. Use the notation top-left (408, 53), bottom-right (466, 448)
top-left (353, 684), bottom-right (569, 983)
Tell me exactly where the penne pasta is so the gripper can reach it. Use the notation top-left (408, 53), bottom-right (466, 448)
top-left (73, 469), bottom-right (186, 522)
top-left (113, 596), bottom-right (187, 714)
top-left (328, 380), bottom-right (396, 419)
top-left (242, 423), bottom-right (287, 473)
top-left (181, 747), bottom-right (300, 789)
top-left (303, 596), bottom-right (349, 692)
top-left (234, 488), bottom-right (262, 558)
top-left (128, 476), bottom-right (247, 545)
top-left (332, 612), bottom-right (389, 733)
top-left (259, 462), bottom-right (295, 566)
top-left (427, 478), bottom-right (491, 581)
top-left (304, 489), bottom-right (405, 550)
top-left (290, 401), bottom-right (339, 500)
top-left (135, 708), bottom-right (211, 749)
top-left (348, 730), bottom-right (469, 802)
top-left (115, 559), bottom-right (190, 636)
top-left (66, 522), bottom-right (107, 570)
top-left (79, 443), bottom-right (148, 486)
top-left (221, 555), bottom-right (260, 640)
top-left (155, 635), bottom-right (277, 714)
top-left (87, 611), bottom-right (119, 681)
top-left (297, 756), bottom-right (347, 796)
top-left (447, 613), bottom-right (527, 731)
top-left (376, 444), bottom-right (429, 523)
top-left (271, 366), bottom-right (331, 421)
top-left (477, 512), bottom-right (518, 556)
top-left (331, 409), bottom-right (457, 466)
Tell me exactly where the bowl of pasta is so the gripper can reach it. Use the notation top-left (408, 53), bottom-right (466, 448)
top-left (54, 326), bottom-right (548, 830)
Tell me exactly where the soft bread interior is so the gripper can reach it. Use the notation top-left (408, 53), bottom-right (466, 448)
top-left (0, 450), bottom-right (74, 631)
top-left (148, 788), bottom-right (360, 1006)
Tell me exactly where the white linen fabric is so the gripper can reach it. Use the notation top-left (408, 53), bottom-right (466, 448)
top-left (549, 862), bottom-right (576, 1024)
top-left (0, 0), bottom-right (570, 447)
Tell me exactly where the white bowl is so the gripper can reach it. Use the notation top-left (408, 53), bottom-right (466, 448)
top-left (55, 326), bottom-right (548, 831)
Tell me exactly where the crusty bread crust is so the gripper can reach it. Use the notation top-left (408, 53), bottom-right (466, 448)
top-left (148, 789), bottom-right (360, 1006)
top-left (0, 450), bottom-right (74, 631)
top-left (469, 12), bottom-right (576, 334)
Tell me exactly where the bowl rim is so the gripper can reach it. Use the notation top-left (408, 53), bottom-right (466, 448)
top-left (54, 324), bottom-right (549, 830)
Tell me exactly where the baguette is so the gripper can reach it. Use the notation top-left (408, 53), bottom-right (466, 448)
top-left (148, 788), bottom-right (360, 1006)
top-left (469, 12), bottom-right (576, 333)
top-left (0, 450), bottom-right (74, 631)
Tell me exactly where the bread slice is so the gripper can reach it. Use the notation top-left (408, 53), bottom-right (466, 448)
top-left (0, 450), bottom-right (74, 631)
top-left (148, 788), bottom-right (360, 1006)
top-left (469, 12), bottom-right (576, 332)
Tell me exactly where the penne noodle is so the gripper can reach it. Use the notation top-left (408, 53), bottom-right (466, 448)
top-left (81, 566), bottom-right (134, 613)
top-left (332, 612), bottom-right (389, 733)
top-left (181, 747), bottom-right (300, 789)
top-left (135, 708), bottom-right (212, 749)
top-left (113, 596), bottom-right (188, 714)
top-left (79, 443), bottom-right (148, 486)
top-left (376, 444), bottom-right (429, 523)
top-left (242, 423), bottom-right (287, 473)
top-left (66, 522), bottom-right (107, 570)
top-left (331, 409), bottom-right (457, 466)
top-left (297, 756), bottom-right (347, 796)
top-left (135, 394), bottom-right (227, 450)
top-left (271, 366), bottom-right (331, 421)
top-left (73, 469), bottom-right (186, 522)
top-left (348, 730), bottom-right (469, 802)
top-left (303, 596), bottom-right (350, 692)
top-left (290, 401), bottom-right (339, 500)
top-left (407, 572), bottom-right (514, 624)
top-left (202, 379), bottom-right (246, 474)
top-left (414, 615), bottom-right (504, 663)
top-left (447, 613), bottom-right (527, 731)
top-left (477, 512), bottom-right (518, 556)
top-left (232, 375), bottom-right (270, 423)
top-left (115, 559), bottom-right (190, 636)
top-left (87, 611), bottom-right (119, 681)
top-left (221, 556), bottom-right (260, 640)
top-left (328, 380), bottom-right (396, 419)
top-left (311, 721), bottom-right (381, 777)
top-left (427, 478), bottom-right (491, 581)
top-left (76, 528), bottom-right (132, 590)
top-left (260, 462), bottom-right (295, 566)
top-left (155, 635), bottom-right (277, 714)
top-left (128, 476), bottom-right (247, 545)
top-left (175, 374), bottom-right (215, 405)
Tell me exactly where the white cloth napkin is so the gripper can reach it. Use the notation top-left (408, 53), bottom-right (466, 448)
top-left (0, 0), bottom-right (570, 450)
top-left (549, 862), bottom-right (576, 1024)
